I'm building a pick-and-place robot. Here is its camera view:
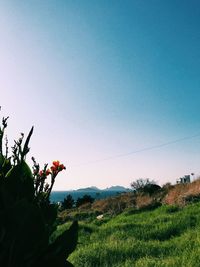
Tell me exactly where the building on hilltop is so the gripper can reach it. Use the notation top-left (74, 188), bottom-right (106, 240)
top-left (176, 175), bottom-right (191, 184)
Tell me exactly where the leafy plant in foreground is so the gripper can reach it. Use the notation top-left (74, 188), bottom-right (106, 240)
top-left (0, 112), bottom-right (78, 267)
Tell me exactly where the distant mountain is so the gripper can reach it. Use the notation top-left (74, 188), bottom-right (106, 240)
top-left (76, 186), bottom-right (101, 192)
top-left (74, 186), bottom-right (130, 192)
top-left (104, 186), bottom-right (130, 191)
top-left (51, 185), bottom-right (131, 203)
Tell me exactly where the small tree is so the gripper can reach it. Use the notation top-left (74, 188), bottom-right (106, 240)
top-left (131, 178), bottom-right (161, 195)
top-left (131, 178), bottom-right (155, 191)
top-left (76, 194), bottom-right (94, 207)
top-left (62, 194), bottom-right (75, 209)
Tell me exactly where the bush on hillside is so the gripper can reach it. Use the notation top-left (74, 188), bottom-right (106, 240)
top-left (92, 193), bottom-right (135, 215)
top-left (163, 179), bottom-right (200, 206)
top-left (135, 194), bottom-right (162, 210)
top-left (0, 112), bottom-right (78, 267)
top-left (141, 183), bottom-right (161, 195)
top-left (76, 194), bottom-right (94, 208)
top-left (162, 182), bottom-right (173, 192)
top-left (131, 178), bottom-right (161, 195)
top-left (61, 194), bottom-right (75, 210)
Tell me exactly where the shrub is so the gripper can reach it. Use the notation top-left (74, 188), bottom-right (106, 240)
top-left (0, 112), bottom-right (78, 267)
top-left (92, 193), bottom-right (134, 215)
top-left (162, 182), bottom-right (173, 192)
top-left (76, 194), bottom-right (94, 208)
top-left (141, 183), bottom-right (161, 195)
top-left (163, 179), bottom-right (200, 206)
top-left (61, 194), bottom-right (75, 210)
top-left (135, 194), bottom-right (161, 210)
top-left (130, 178), bottom-right (160, 195)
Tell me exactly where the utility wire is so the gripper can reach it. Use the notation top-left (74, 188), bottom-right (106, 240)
top-left (71, 132), bottom-right (200, 167)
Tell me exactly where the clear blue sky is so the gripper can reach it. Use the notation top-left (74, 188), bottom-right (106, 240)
top-left (1, 0), bottom-right (200, 189)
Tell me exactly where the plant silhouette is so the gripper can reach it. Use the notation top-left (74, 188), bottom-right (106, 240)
top-left (0, 111), bottom-right (78, 267)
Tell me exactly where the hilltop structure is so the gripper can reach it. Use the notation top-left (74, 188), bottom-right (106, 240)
top-left (176, 175), bottom-right (191, 184)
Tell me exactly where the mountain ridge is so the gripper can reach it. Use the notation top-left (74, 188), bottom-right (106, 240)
top-left (74, 185), bottom-right (130, 192)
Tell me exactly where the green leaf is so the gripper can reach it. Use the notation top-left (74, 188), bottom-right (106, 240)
top-left (51, 220), bottom-right (78, 258)
top-left (2, 158), bottom-right (12, 176)
top-left (2, 199), bottom-right (48, 267)
top-left (38, 221), bottom-right (78, 266)
top-left (5, 160), bottom-right (34, 202)
top-left (0, 154), bottom-right (5, 169)
top-left (40, 203), bottom-right (58, 235)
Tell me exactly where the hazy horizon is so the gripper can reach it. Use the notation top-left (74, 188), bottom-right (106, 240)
top-left (1, 1), bottom-right (200, 190)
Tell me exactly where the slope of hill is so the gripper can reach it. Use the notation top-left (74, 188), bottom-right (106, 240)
top-left (67, 202), bottom-right (200, 266)
top-left (55, 179), bottom-right (200, 266)
top-left (54, 180), bottom-right (200, 267)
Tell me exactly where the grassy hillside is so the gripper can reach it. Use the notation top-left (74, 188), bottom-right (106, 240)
top-left (54, 179), bottom-right (200, 266)
top-left (58, 202), bottom-right (200, 267)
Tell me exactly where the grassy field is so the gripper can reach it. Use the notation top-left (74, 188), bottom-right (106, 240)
top-left (56, 202), bottom-right (200, 267)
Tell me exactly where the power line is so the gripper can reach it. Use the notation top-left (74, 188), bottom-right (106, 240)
top-left (71, 132), bottom-right (200, 167)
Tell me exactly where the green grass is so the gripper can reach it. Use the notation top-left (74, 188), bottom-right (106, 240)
top-left (62, 203), bottom-right (200, 266)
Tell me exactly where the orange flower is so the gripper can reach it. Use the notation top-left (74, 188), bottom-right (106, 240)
top-left (53, 160), bottom-right (60, 167)
top-left (50, 161), bottom-right (66, 176)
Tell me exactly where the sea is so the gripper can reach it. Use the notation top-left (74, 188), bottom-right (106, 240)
top-left (50, 190), bottom-right (125, 203)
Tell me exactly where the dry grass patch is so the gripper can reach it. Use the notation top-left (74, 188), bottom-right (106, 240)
top-left (92, 193), bottom-right (135, 214)
top-left (164, 179), bottom-right (200, 206)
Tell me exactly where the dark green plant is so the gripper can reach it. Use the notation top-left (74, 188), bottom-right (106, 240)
top-left (141, 184), bottom-right (161, 195)
top-left (0, 111), bottom-right (78, 267)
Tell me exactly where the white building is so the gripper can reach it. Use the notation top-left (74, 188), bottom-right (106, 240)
top-left (176, 175), bottom-right (191, 184)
